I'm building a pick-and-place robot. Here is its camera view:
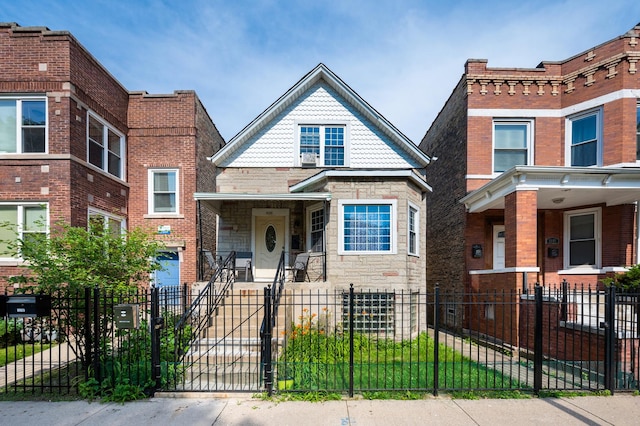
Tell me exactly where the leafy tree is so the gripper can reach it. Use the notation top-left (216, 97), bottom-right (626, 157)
top-left (1, 220), bottom-right (164, 368)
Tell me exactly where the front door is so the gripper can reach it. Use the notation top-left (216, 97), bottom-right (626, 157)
top-left (493, 225), bottom-right (505, 269)
top-left (155, 251), bottom-right (180, 304)
top-left (254, 214), bottom-right (286, 281)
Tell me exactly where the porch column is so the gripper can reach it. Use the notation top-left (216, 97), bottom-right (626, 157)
top-left (504, 190), bottom-right (537, 269)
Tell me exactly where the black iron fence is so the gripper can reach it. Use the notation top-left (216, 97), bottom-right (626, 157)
top-left (1, 282), bottom-right (638, 397)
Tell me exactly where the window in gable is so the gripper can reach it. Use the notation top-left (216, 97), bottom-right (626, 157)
top-left (298, 124), bottom-right (346, 167)
top-left (87, 113), bottom-right (125, 179)
top-left (493, 120), bottom-right (532, 172)
top-left (0, 97), bottom-right (47, 154)
top-left (567, 109), bottom-right (601, 167)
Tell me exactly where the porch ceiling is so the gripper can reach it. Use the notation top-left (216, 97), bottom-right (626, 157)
top-left (461, 166), bottom-right (640, 212)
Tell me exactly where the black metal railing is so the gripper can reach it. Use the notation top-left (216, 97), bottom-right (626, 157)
top-left (3, 282), bottom-right (639, 397)
top-left (260, 250), bottom-right (287, 394)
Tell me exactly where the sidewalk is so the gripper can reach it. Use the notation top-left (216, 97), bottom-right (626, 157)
top-left (0, 394), bottom-right (639, 425)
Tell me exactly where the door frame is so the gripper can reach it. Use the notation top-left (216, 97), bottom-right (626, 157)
top-left (493, 225), bottom-right (505, 270)
top-left (252, 208), bottom-right (289, 281)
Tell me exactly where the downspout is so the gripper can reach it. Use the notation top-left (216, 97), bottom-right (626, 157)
top-left (323, 199), bottom-right (328, 282)
top-left (198, 200), bottom-right (204, 281)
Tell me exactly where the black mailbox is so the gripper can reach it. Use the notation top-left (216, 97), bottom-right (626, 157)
top-left (7, 295), bottom-right (51, 318)
top-left (115, 304), bottom-right (139, 329)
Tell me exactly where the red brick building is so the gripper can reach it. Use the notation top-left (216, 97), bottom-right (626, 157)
top-left (420, 24), bottom-right (640, 328)
top-left (0, 23), bottom-right (223, 292)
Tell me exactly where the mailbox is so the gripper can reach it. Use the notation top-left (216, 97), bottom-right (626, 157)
top-left (6, 295), bottom-right (51, 318)
top-left (115, 304), bottom-right (139, 329)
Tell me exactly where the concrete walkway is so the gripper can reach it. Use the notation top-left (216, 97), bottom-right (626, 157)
top-left (0, 394), bottom-right (639, 425)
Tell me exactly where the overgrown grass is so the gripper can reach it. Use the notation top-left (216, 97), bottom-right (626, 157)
top-left (0, 343), bottom-right (52, 367)
top-left (277, 330), bottom-right (527, 394)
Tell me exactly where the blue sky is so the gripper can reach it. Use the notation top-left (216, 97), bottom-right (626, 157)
top-left (4, 1), bottom-right (640, 142)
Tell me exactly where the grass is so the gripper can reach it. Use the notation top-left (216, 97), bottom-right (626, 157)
top-left (277, 331), bottom-right (528, 394)
top-left (0, 343), bottom-right (53, 367)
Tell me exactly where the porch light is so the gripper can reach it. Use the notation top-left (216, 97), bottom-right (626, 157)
top-left (552, 197), bottom-right (565, 204)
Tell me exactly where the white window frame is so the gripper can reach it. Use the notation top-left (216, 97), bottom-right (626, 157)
top-left (563, 207), bottom-right (601, 270)
top-left (492, 119), bottom-right (533, 173)
top-left (0, 96), bottom-right (48, 154)
top-left (296, 123), bottom-right (349, 167)
top-left (636, 101), bottom-right (640, 162)
top-left (565, 108), bottom-right (603, 167)
top-left (407, 202), bottom-right (419, 256)
top-left (0, 202), bottom-right (49, 261)
top-left (148, 168), bottom-right (180, 216)
top-left (306, 202), bottom-right (325, 252)
top-left (87, 111), bottom-right (125, 179)
top-left (338, 199), bottom-right (397, 255)
top-left (88, 208), bottom-right (126, 235)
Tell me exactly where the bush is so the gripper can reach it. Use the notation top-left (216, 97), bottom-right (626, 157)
top-left (601, 264), bottom-right (640, 291)
top-left (0, 319), bottom-right (23, 348)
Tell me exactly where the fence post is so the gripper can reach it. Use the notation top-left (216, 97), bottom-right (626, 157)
top-left (534, 285), bottom-right (543, 394)
top-left (560, 279), bottom-right (568, 322)
top-left (84, 287), bottom-right (92, 380)
top-left (604, 285), bottom-right (616, 394)
top-left (263, 285), bottom-right (273, 396)
top-left (150, 286), bottom-right (162, 394)
top-left (92, 285), bottom-right (101, 385)
top-left (433, 285), bottom-right (440, 397)
top-left (349, 283), bottom-right (355, 398)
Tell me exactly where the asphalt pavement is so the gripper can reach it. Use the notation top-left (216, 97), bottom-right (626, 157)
top-left (0, 393), bottom-right (639, 425)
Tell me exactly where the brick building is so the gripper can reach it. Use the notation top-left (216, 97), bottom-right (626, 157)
top-left (0, 23), bottom-right (223, 292)
top-left (420, 23), bottom-right (640, 328)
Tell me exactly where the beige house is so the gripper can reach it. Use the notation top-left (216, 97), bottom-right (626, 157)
top-left (195, 64), bottom-right (431, 296)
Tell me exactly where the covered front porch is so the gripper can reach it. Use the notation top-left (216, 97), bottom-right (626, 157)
top-left (195, 192), bottom-right (331, 284)
top-left (462, 166), bottom-right (640, 291)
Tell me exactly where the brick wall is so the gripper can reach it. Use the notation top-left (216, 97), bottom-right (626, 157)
top-left (419, 78), bottom-right (469, 293)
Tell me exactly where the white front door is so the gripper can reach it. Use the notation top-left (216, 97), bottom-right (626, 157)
top-left (254, 213), bottom-right (287, 281)
top-left (493, 225), bottom-right (506, 269)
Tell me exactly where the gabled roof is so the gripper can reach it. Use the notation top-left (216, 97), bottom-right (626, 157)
top-left (209, 63), bottom-right (430, 167)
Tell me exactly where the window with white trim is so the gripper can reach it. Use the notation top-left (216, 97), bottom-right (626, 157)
top-left (0, 203), bottom-right (47, 259)
top-left (0, 97), bottom-right (47, 153)
top-left (88, 209), bottom-right (125, 236)
top-left (564, 208), bottom-right (600, 269)
top-left (88, 113), bottom-right (125, 179)
top-left (148, 169), bottom-right (179, 214)
top-left (567, 109), bottom-right (601, 167)
top-left (299, 125), bottom-right (346, 166)
top-left (338, 199), bottom-right (396, 254)
top-left (408, 203), bottom-right (419, 256)
top-left (636, 103), bottom-right (640, 160)
top-left (307, 204), bottom-right (324, 252)
top-left (493, 120), bottom-right (532, 172)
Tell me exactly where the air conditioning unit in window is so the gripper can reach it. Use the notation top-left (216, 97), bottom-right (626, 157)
top-left (301, 153), bottom-right (318, 167)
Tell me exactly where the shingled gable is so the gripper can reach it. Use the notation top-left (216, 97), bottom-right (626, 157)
top-left (208, 63), bottom-right (431, 167)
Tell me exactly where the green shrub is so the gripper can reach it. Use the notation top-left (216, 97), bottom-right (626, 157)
top-left (601, 264), bottom-right (640, 290)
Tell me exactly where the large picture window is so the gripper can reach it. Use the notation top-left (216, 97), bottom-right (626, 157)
top-left (88, 113), bottom-right (124, 179)
top-left (564, 208), bottom-right (600, 269)
top-left (0, 203), bottom-right (47, 260)
top-left (338, 199), bottom-right (396, 254)
top-left (299, 125), bottom-right (346, 166)
top-left (567, 110), bottom-right (601, 167)
top-left (0, 97), bottom-right (46, 154)
top-left (493, 120), bottom-right (532, 172)
top-left (148, 169), bottom-right (179, 214)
